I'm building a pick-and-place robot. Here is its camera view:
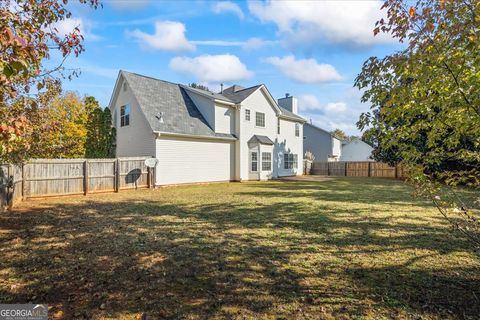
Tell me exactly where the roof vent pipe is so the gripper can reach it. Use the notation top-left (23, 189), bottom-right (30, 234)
top-left (220, 83), bottom-right (224, 94)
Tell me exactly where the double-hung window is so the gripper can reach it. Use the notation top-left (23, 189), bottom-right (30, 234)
top-left (251, 152), bottom-right (258, 172)
top-left (295, 123), bottom-right (300, 137)
top-left (245, 109), bottom-right (251, 121)
top-left (284, 153), bottom-right (298, 169)
top-left (120, 104), bottom-right (130, 127)
top-left (256, 112), bottom-right (265, 127)
top-left (262, 152), bottom-right (272, 171)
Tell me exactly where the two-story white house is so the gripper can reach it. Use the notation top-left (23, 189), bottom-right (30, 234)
top-left (108, 71), bottom-right (305, 185)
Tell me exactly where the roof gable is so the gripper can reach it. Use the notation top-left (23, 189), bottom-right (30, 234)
top-left (115, 71), bottom-right (236, 139)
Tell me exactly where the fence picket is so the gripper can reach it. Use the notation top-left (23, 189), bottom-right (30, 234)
top-left (0, 157), bottom-right (150, 209)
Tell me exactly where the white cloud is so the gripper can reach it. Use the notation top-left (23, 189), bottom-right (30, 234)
top-left (264, 55), bottom-right (341, 83)
top-left (212, 1), bottom-right (244, 19)
top-left (52, 18), bottom-right (100, 41)
top-left (298, 95), bottom-right (346, 113)
top-left (242, 37), bottom-right (277, 50)
top-left (169, 54), bottom-right (253, 83)
top-left (298, 94), bottom-right (321, 111)
top-left (248, 0), bottom-right (394, 48)
top-left (325, 102), bottom-right (347, 113)
top-left (127, 20), bottom-right (195, 52)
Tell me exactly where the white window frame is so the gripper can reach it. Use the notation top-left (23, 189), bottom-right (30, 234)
top-left (245, 109), bottom-right (251, 121)
top-left (261, 152), bottom-right (272, 171)
top-left (250, 151), bottom-right (258, 172)
top-left (120, 104), bottom-right (130, 127)
top-left (256, 112), bottom-right (265, 128)
top-left (295, 123), bottom-right (300, 137)
top-left (284, 153), bottom-right (298, 169)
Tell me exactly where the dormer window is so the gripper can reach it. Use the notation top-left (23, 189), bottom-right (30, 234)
top-left (120, 104), bottom-right (130, 127)
top-left (256, 112), bottom-right (265, 127)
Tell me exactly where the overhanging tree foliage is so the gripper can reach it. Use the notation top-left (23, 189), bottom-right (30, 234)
top-left (0, 0), bottom-right (99, 163)
top-left (355, 0), bottom-right (480, 246)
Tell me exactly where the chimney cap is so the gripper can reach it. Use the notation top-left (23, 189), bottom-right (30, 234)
top-left (285, 93), bottom-right (290, 98)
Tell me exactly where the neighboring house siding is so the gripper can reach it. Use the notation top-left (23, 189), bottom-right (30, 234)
top-left (332, 137), bottom-right (342, 160)
top-left (184, 90), bottom-right (215, 130)
top-left (111, 78), bottom-right (155, 157)
top-left (215, 103), bottom-right (235, 134)
top-left (155, 136), bottom-right (235, 185)
top-left (340, 140), bottom-right (374, 161)
top-left (240, 89), bottom-right (303, 180)
top-left (303, 124), bottom-right (332, 161)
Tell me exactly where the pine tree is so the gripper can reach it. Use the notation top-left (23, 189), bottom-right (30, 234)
top-left (85, 97), bottom-right (115, 158)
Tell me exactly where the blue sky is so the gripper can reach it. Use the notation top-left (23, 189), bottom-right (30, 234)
top-left (55, 0), bottom-right (402, 135)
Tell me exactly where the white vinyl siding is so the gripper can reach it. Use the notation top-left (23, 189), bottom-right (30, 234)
top-left (111, 77), bottom-right (155, 158)
top-left (215, 104), bottom-right (234, 134)
top-left (156, 136), bottom-right (234, 185)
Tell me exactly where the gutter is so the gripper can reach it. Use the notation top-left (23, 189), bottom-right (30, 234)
top-left (278, 114), bottom-right (307, 123)
top-left (154, 131), bottom-right (238, 141)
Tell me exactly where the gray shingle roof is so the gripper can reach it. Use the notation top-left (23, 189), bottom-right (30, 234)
top-left (180, 84), bottom-right (234, 103)
top-left (278, 106), bottom-right (305, 122)
top-left (248, 135), bottom-right (274, 145)
top-left (221, 85), bottom-right (262, 103)
top-left (121, 71), bottom-right (236, 140)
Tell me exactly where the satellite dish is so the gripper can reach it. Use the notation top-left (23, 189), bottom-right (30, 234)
top-left (144, 158), bottom-right (159, 168)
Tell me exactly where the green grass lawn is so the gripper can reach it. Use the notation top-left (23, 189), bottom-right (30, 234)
top-left (0, 177), bottom-right (479, 319)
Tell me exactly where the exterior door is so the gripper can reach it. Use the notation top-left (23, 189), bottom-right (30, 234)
top-left (248, 149), bottom-right (260, 180)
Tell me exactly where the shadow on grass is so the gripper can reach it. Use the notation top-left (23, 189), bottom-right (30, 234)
top-left (0, 178), bottom-right (478, 319)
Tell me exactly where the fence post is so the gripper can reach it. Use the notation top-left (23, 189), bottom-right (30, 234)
top-left (21, 163), bottom-right (25, 201)
top-left (115, 158), bottom-right (120, 192)
top-left (394, 165), bottom-right (398, 179)
top-left (344, 162), bottom-right (348, 176)
top-left (83, 160), bottom-right (89, 195)
top-left (7, 164), bottom-right (12, 210)
top-left (368, 162), bottom-right (371, 177)
top-left (147, 167), bottom-right (151, 188)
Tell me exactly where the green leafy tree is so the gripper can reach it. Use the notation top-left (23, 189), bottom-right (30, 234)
top-left (0, 0), bottom-right (99, 163)
top-left (330, 129), bottom-right (347, 141)
top-left (85, 97), bottom-right (116, 158)
top-left (189, 83), bottom-right (211, 92)
top-left (355, 0), bottom-right (480, 246)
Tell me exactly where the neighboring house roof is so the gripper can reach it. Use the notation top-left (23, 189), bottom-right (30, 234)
top-left (120, 71), bottom-right (237, 140)
top-left (248, 135), bottom-right (274, 145)
top-left (343, 138), bottom-right (372, 147)
top-left (304, 122), bottom-right (336, 137)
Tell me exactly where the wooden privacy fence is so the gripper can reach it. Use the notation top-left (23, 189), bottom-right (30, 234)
top-left (308, 161), bottom-right (406, 179)
top-left (1, 157), bottom-right (153, 210)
